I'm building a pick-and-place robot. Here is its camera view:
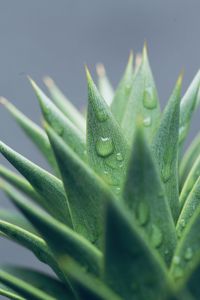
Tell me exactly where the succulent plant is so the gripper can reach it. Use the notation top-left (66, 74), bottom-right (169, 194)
top-left (0, 45), bottom-right (200, 300)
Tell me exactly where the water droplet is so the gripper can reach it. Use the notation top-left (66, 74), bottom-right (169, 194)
top-left (164, 249), bottom-right (169, 256)
top-left (180, 218), bottom-right (186, 229)
top-left (96, 109), bottom-right (108, 122)
top-left (115, 187), bottom-right (121, 194)
top-left (161, 165), bottom-right (171, 183)
top-left (173, 256), bottom-right (181, 265)
top-left (150, 225), bottom-right (163, 248)
top-left (143, 87), bottom-right (157, 109)
top-left (184, 247), bottom-right (193, 261)
top-left (136, 202), bottom-right (149, 226)
top-left (96, 137), bottom-right (114, 157)
top-left (143, 116), bottom-right (152, 127)
top-left (116, 152), bottom-right (123, 161)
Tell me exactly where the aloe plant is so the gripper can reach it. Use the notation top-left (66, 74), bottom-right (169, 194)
top-left (0, 45), bottom-right (200, 300)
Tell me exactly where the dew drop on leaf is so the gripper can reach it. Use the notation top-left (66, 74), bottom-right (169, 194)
top-left (184, 247), bottom-right (193, 261)
top-left (161, 165), bottom-right (171, 183)
top-left (96, 137), bottom-right (114, 157)
top-left (143, 87), bottom-right (157, 109)
top-left (173, 256), bottom-right (181, 265)
top-left (96, 109), bottom-right (108, 122)
top-left (136, 202), bottom-right (149, 226)
top-left (116, 152), bottom-right (123, 161)
top-left (143, 116), bottom-right (152, 127)
top-left (150, 225), bottom-right (163, 248)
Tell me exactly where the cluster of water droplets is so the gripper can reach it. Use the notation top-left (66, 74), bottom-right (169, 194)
top-left (135, 200), bottom-right (163, 250)
top-left (142, 86), bottom-right (157, 128)
top-left (172, 247), bottom-right (194, 280)
top-left (94, 107), bottom-right (125, 194)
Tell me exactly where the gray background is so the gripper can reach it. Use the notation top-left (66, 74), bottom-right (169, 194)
top-left (0, 0), bottom-right (200, 284)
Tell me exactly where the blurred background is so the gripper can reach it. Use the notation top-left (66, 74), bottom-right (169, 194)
top-left (0, 0), bottom-right (200, 280)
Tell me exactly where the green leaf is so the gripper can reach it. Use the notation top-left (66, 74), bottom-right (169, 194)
top-left (179, 70), bottom-right (200, 150)
top-left (0, 141), bottom-right (72, 226)
top-left (0, 164), bottom-right (42, 205)
top-left (152, 74), bottom-right (182, 221)
top-left (0, 283), bottom-right (24, 300)
top-left (121, 44), bottom-right (160, 142)
top-left (30, 78), bottom-right (87, 162)
top-left (177, 177), bottom-right (200, 238)
top-left (0, 270), bottom-right (57, 300)
top-left (3, 184), bottom-right (102, 276)
top-left (46, 124), bottom-right (113, 247)
top-left (96, 63), bottom-right (114, 105)
top-left (2, 267), bottom-right (74, 300)
top-left (111, 51), bottom-right (134, 124)
top-left (179, 154), bottom-right (200, 208)
top-left (86, 67), bottom-right (129, 194)
top-left (179, 132), bottom-right (200, 189)
top-left (0, 209), bottom-right (36, 234)
top-left (63, 260), bottom-right (122, 300)
top-left (43, 76), bottom-right (86, 132)
top-left (123, 124), bottom-right (176, 265)
top-left (0, 97), bottom-right (59, 175)
top-left (184, 257), bottom-right (200, 299)
top-left (170, 205), bottom-right (200, 282)
top-left (104, 196), bottom-right (169, 300)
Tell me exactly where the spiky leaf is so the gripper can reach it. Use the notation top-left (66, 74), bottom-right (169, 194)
top-left (179, 71), bottom-right (200, 150)
top-left (111, 52), bottom-right (134, 123)
top-left (123, 124), bottom-right (176, 264)
top-left (122, 45), bottom-right (160, 142)
top-left (46, 124), bottom-right (114, 247)
top-left (0, 97), bottom-right (59, 175)
top-left (179, 133), bottom-right (200, 189)
top-left (4, 184), bottom-right (102, 276)
top-left (0, 141), bottom-right (72, 226)
top-left (152, 75), bottom-right (182, 221)
top-left (29, 78), bottom-right (87, 162)
top-left (96, 63), bottom-right (114, 105)
top-left (44, 76), bottom-right (86, 132)
top-left (104, 197), bottom-right (169, 300)
top-left (86, 67), bottom-right (129, 194)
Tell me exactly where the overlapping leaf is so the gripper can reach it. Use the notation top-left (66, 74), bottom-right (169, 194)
top-left (1, 267), bottom-right (74, 300)
top-left (0, 283), bottom-right (24, 300)
top-left (152, 75), bottom-right (182, 221)
top-left (0, 270), bottom-right (57, 300)
top-left (104, 195), bottom-right (169, 300)
top-left (122, 45), bottom-right (160, 142)
top-left (0, 141), bottom-right (72, 226)
top-left (111, 52), bottom-right (134, 124)
top-left (179, 133), bottom-right (200, 189)
top-left (0, 97), bottom-right (59, 175)
top-left (30, 78), bottom-right (87, 162)
top-left (46, 124), bottom-right (114, 247)
top-left (123, 125), bottom-right (176, 264)
top-left (179, 71), bottom-right (200, 151)
top-left (3, 184), bottom-right (102, 276)
top-left (44, 76), bottom-right (86, 132)
top-left (180, 154), bottom-right (200, 208)
top-left (86, 67), bottom-right (129, 194)
top-left (96, 63), bottom-right (114, 105)
top-left (170, 205), bottom-right (200, 282)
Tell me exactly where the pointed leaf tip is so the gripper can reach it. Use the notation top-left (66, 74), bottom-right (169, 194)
top-left (85, 65), bottom-right (92, 82)
top-left (0, 97), bottom-right (8, 106)
top-left (43, 76), bottom-right (54, 87)
top-left (142, 41), bottom-right (148, 60)
top-left (96, 63), bottom-right (106, 77)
